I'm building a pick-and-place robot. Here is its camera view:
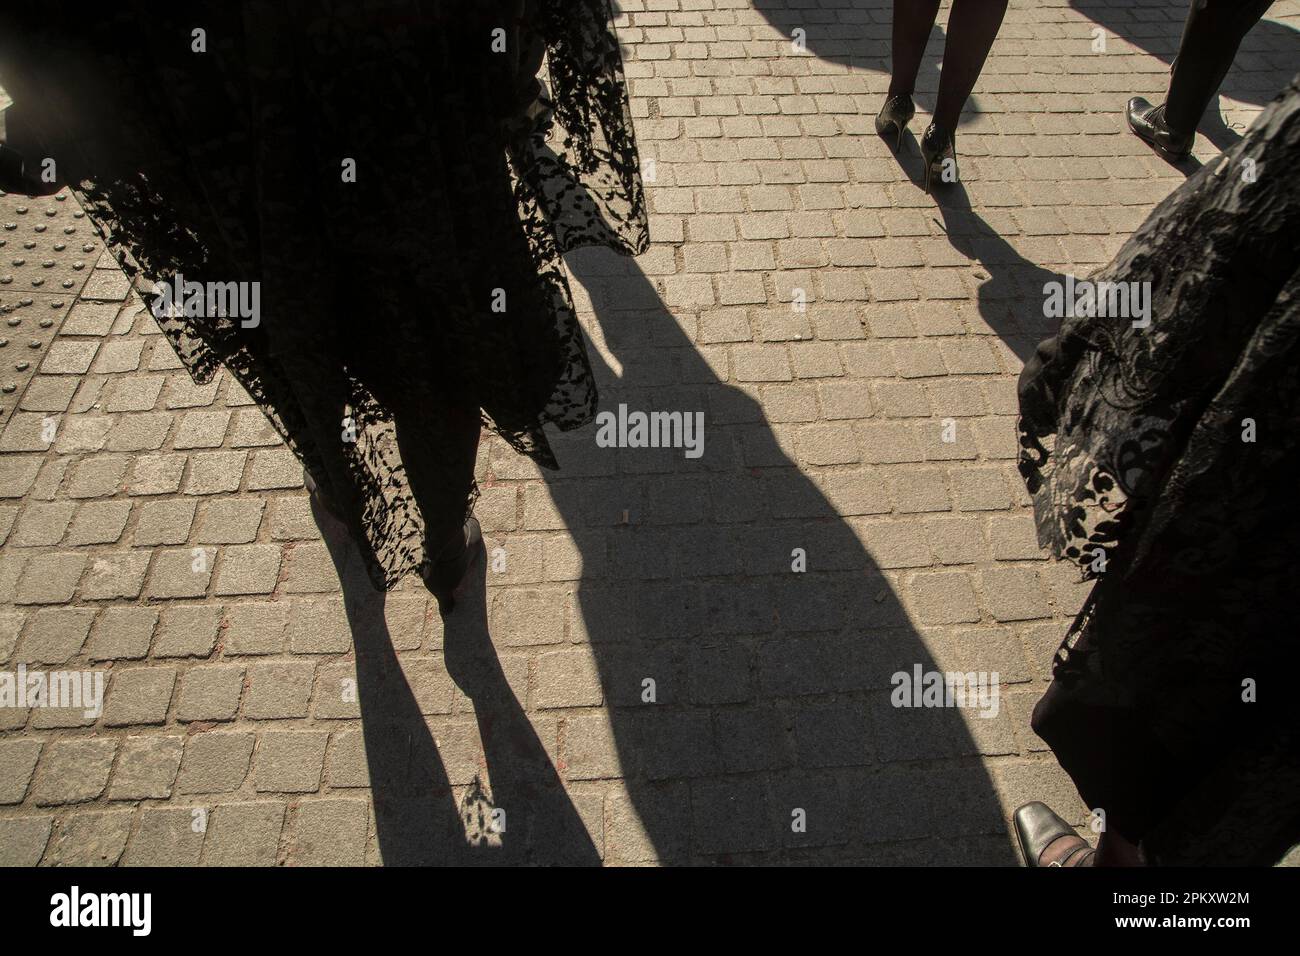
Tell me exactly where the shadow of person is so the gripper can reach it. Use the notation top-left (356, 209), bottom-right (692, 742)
top-left (1068, 0), bottom-right (1300, 152)
top-left (930, 183), bottom-right (1068, 364)
top-left (750, 0), bottom-right (988, 130)
top-left (314, 499), bottom-right (599, 865)
top-left (535, 245), bottom-right (1019, 863)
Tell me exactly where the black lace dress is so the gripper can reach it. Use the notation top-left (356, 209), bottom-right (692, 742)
top-left (0, 0), bottom-right (647, 588)
top-left (1018, 80), bottom-right (1300, 864)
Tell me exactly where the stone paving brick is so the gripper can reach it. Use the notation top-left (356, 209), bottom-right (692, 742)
top-left (29, 738), bottom-right (118, 806)
top-left (81, 551), bottom-right (151, 600)
top-left (121, 806), bottom-right (205, 866)
top-left (279, 541), bottom-right (339, 593)
top-left (229, 408), bottom-right (283, 447)
top-left (61, 306), bottom-right (119, 340)
top-left (245, 448), bottom-right (303, 490)
top-left (184, 451), bottom-right (246, 495)
top-left (244, 660), bottom-right (317, 719)
top-left (0, 740), bottom-right (43, 804)
top-left (108, 735), bottom-right (186, 800)
top-left (40, 340), bottom-right (98, 375)
top-left (951, 466), bottom-right (1013, 512)
top-left (41, 418), bottom-right (93, 461)
top-left (924, 515), bottom-right (990, 566)
top-left (104, 375), bottom-right (165, 412)
top-left (146, 547), bottom-right (215, 600)
top-left (87, 607), bottom-right (159, 662)
top-left (195, 498), bottom-right (265, 544)
top-left (91, 338), bottom-right (145, 373)
top-left (44, 809), bottom-right (133, 866)
top-left (561, 712), bottom-right (623, 781)
top-left (325, 729), bottom-right (368, 787)
top-left (80, 270), bottom-right (131, 301)
top-left (0, 816), bottom-right (53, 866)
top-left (152, 603), bottom-right (224, 658)
top-left (885, 467), bottom-right (952, 514)
top-left (286, 798), bottom-right (368, 866)
top-left (312, 662), bottom-right (362, 720)
top-left (103, 667), bottom-right (177, 726)
top-left (979, 567), bottom-right (1054, 622)
top-left (204, 802), bottom-right (286, 866)
top-left (18, 377), bottom-right (78, 412)
top-left (490, 588), bottom-right (569, 646)
top-left (15, 606), bottom-right (95, 662)
top-left (177, 731), bottom-right (256, 794)
top-left (254, 731), bottom-right (329, 793)
top-left (0, 608), bottom-right (20, 662)
top-left (0, 457), bottom-right (42, 498)
top-left (267, 496), bottom-right (316, 541)
top-left (223, 601), bottom-right (289, 656)
top-left (9, 501), bottom-right (76, 547)
top-left (105, 412), bottom-right (172, 451)
top-left (67, 454), bottom-right (128, 498)
top-left (177, 664), bottom-right (246, 722)
top-left (65, 499), bottom-right (132, 545)
top-left (817, 379), bottom-right (872, 420)
top-left (172, 409), bottom-right (231, 449)
top-left (126, 453), bottom-right (187, 496)
top-left (796, 422), bottom-right (859, 465)
top-left (132, 498), bottom-right (197, 545)
top-left (906, 570), bottom-right (982, 626)
top-left (0, 413), bottom-right (56, 453)
top-left (287, 598), bottom-right (352, 654)
top-left (162, 375), bottom-right (220, 410)
top-left (213, 544), bottom-right (282, 596)
top-left (987, 513), bottom-right (1045, 561)
top-left (535, 649), bottom-right (603, 709)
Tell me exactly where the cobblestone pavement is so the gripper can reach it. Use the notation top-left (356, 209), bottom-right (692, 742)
top-left (2, 0), bottom-right (1298, 866)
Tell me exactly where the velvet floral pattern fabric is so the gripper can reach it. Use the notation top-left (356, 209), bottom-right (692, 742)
top-left (1018, 81), bottom-right (1300, 864)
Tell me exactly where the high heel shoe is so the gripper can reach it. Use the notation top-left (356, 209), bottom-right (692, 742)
top-left (423, 516), bottom-right (484, 613)
top-left (920, 121), bottom-right (957, 194)
top-left (874, 94), bottom-right (915, 153)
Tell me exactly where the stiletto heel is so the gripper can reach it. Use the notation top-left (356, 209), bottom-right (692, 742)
top-left (920, 121), bottom-right (957, 194)
top-left (874, 94), bottom-right (915, 154)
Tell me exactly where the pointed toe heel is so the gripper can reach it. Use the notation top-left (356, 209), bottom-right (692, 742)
top-left (875, 94), bottom-right (915, 154)
top-left (920, 121), bottom-right (957, 194)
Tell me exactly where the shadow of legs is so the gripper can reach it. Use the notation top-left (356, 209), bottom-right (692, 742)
top-left (315, 497), bottom-right (597, 864)
top-left (443, 556), bottom-right (601, 865)
top-left (315, 501), bottom-right (463, 864)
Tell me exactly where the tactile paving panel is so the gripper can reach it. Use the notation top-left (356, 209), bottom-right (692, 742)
top-left (0, 187), bottom-right (103, 424)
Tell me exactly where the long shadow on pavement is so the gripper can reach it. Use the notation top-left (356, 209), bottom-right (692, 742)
top-left (538, 246), bottom-right (1021, 863)
top-left (316, 501), bottom-right (598, 865)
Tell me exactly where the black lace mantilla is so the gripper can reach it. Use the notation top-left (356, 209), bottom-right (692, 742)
top-left (6, 1), bottom-right (647, 589)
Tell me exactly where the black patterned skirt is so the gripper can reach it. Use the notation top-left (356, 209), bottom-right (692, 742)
top-left (0, 0), bottom-right (647, 587)
top-left (1017, 79), bottom-right (1300, 864)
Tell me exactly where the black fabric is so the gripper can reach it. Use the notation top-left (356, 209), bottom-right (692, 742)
top-left (0, 0), bottom-right (648, 588)
top-left (1018, 80), bottom-right (1300, 864)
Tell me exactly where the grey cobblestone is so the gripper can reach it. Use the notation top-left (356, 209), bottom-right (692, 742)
top-left (108, 735), bottom-right (185, 800)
